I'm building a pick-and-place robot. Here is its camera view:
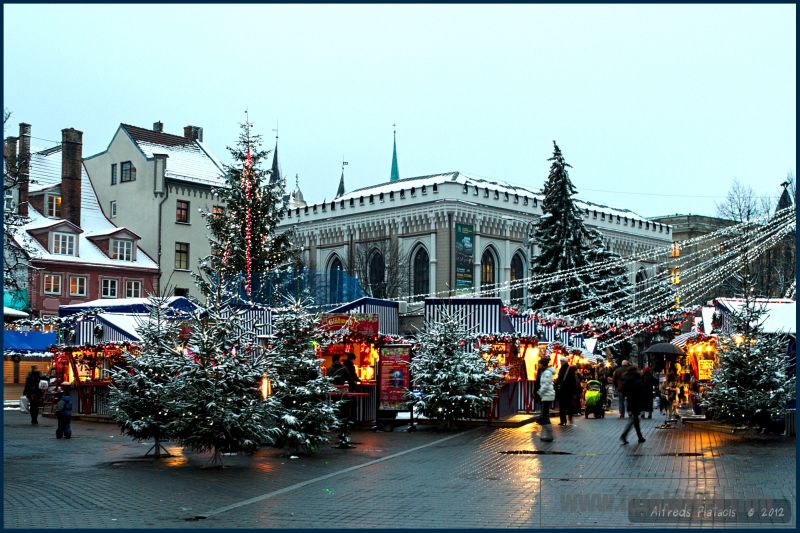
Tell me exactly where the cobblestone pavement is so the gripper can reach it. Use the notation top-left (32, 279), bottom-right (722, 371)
top-left (3, 409), bottom-right (796, 529)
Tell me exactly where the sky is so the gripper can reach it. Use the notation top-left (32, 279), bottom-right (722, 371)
top-left (3, 4), bottom-right (796, 219)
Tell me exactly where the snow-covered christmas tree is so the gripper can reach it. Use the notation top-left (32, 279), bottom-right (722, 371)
top-left (172, 280), bottom-right (280, 467)
top-left (529, 141), bottom-right (595, 317)
top-left (203, 118), bottom-right (295, 300)
top-left (703, 287), bottom-right (796, 429)
top-left (407, 308), bottom-right (506, 430)
top-left (265, 297), bottom-right (340, 455)
top-left (108, 294), bottom-right (184, 458)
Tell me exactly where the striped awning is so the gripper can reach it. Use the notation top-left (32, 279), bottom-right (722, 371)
top-left (424, 298), bottom-right (514, 336)
top-left (331, 297), bottom-right (400, 336)
top-left (671, 331), bottom-right (700, 348)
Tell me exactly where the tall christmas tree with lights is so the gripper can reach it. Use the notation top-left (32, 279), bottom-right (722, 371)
top-left (265, 297), bottom-right (340, 455)
top-left (584, 228), bottom-right (632, 319)
top-left (203, 117), bottom-right (295, 300)
top-left (108, 294), bottom-right (184, 458)
top-left (529, 141), bottom-right (595, 317)
top-left (408, 308), bottom-right (506, 430)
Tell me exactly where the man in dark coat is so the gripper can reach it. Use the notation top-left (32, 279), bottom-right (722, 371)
top-left (620, 365), bottom-right (646, 444)
top-left (613, 360), bottom-right (630, 418)
top-left (328, 354), bottom-right (347, 385)
top-left (556, 357), bottom-right (577, 426)
top-left (640, 367), bottom-right (658, 419)
top-left (23, 365), bottom-right (45, 425)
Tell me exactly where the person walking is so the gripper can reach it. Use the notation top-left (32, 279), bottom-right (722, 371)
top-left (640, 367), bottom-right (658, 419)
top-left (537, 356), bottom-right (556, 442)
top-left (556, 357), bottom-right (577, 426)
top-left (620, 365), bottom-right (646, 444)
top-left (613, 360), bottom-right (630, 418)
top-left (54, 384), bottom-right (73, 439)
top-left (22, 365), bottom-right (45, 425)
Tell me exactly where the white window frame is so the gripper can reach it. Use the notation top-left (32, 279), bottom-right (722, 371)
top-left (125, 279), bottom-right (142, 298)
top-left (4, 188), bottom-right (13, 211)
top-left (43, 273), bottom-right (62, 295)
top-left (69, 275), bottom-right (87, 297)
top-left (46, 194), bottom-right (62, 218)
top-left (111, 239), bottom-right (134, 261)
top-left (100, 278), bottom-right (118, 298)
top-left (51, 231), bottom-right (76, 256)
top-left (110, 201), bottom-right (117, 218)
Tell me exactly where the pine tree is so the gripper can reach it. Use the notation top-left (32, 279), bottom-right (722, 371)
top-left (172, 283), bottom-right (280, 467)
top-left (203, 119), bottom-right (295, 300)
top-left (530, 141), bottom-right (595, 317)
top-left (266, 297), bottom-right (340, 455)
top-left (108, 295), bottom-right (183, 458)
top-left (407, 308), bottom-right (506, 430)
top-left (584, 228), bottom-right (632, 319)
top-left (702, 289), bottom-right (796, 429)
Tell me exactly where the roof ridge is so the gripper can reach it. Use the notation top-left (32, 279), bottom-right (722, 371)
top-left (121, 123), bottom-right (192, 146)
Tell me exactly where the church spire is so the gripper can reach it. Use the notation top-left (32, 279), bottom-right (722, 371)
top-left (270, 129), bottom-right (281, 185)
top-left (390, 123), bottom-right (400, 182)
top-left (336, 160), bottom-right (347, 198)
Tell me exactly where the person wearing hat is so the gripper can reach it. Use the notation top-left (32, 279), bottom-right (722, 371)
top-left (54, 383), bottom-right (73, 439)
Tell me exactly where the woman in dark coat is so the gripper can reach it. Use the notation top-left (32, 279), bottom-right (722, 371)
top-left (640, 367), bottom-right (658, 419)
top-left (23, 365), bottom-right (45, 425)
top-left (556, 357), bottom-right (578, 426)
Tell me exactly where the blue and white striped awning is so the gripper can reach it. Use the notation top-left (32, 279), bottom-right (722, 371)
top-left (671, 331), bottom-right (700, 348)
top-left (330, 297), bottom-right (399, 336)
top-left (510, 316), bottom-right (585, 348)
top-left (223, 306), bottom-right (273, 339)
top-left (424, 298), bottom-right (514, 336)
top-left (74, 314), bottom-right (142, 345)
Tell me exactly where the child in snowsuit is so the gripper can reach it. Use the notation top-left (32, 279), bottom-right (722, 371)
top-left (55, 384), bottom-right (73, 439)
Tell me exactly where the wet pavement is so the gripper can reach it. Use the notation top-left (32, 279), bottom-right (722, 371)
top-left (3, 408), bottom-right (796, 529)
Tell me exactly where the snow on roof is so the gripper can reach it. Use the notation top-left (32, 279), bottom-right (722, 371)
top-left (60, 296), bottom-right (190, 310)
top-left (330, 171), bottom-right (651, 222)
top-left (97, 313), bottom-right (144, 342)
top-left (715, 298), bottom-right (796, 334)
top-left (4, 307), bottom-right (29, 319)
top-left (14, 149), bottom-right (157, 270)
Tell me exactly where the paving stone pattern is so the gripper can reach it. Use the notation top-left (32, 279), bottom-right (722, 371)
top-left (3, 409), bottom-right (795, 529)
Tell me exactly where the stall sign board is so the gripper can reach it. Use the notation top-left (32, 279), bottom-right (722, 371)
top-left (320, 313), bottom-right (379, 337)
top-left (378, 344), bottom-right (411, 411)
top-left (455, 223), bottom-right (474, 290)
top-left (698, 359), bottom-right (714, 381)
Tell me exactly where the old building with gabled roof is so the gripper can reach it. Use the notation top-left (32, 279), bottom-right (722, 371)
top-left (4, 123), bottom-right (159, 318)
top-left (83, 122), bottom-right (227, 299)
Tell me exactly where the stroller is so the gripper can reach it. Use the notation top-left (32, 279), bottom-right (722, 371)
top-left (583, 380), bottom-right (606, 418)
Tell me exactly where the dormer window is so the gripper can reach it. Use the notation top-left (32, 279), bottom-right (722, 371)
top-left (120, 161), bottom-right (136, 182)
top-left (111, 239), bottom-right (134, 261)
top-left (51, 232), bottom-right (76, 256)
top-left (46, 194), bottom-right (62, 218)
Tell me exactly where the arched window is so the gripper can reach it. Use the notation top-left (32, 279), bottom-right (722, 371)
top-left (411, 246), bottom-right (429, 301)
top-left (510, 253), bottom-right (525, 306)
top-left (368, 250), bottom-right (386, 299)
top-left (480, 249), bottom-right (496, 296)
top-left (634, 268), bottom-right (648, 311)
top-left (328, 256), bottom-right (343, 306)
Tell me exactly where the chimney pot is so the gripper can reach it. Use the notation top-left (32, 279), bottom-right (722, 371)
top-left (153, 121), bottom-right (164, 133)
top-left (183, 125), bottom-right (203, 143)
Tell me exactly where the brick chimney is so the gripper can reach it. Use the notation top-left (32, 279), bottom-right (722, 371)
top-left (61, 128), bottom-right (83, 227)
top-left (153, 121), bottom-right (164, 133)
top-left (183, 125), bottom-right (203, 142)
top-left (17, 123), bottom-right (31, 216)
top-left (4, 136), bottom-right (18, 178)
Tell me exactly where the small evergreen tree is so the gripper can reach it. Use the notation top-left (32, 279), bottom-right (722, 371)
top-left (203, 118), bottom-right (295, 300)
top-left (529, 141), bottom-right (595, 316)
top-left (407, 309), bottom-right (506, 430)
top-left (108, 295), bottom-right (183, 458)
top-left (172, 284), bottom-right (280, 467)
top-left (266, 297), bottom-right (340, 455)
top-left (703, 290), bottom-right (796, 429)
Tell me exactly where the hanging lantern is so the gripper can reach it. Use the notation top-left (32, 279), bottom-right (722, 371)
top-left (260, 374), bottom-right (272, 399)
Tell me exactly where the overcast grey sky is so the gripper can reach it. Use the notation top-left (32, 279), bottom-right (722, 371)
top-left (4, 4), bottom-right (796, 218)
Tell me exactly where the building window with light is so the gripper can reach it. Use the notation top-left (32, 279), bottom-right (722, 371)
top-left (46, 194), bottom-right (62, 218)
top-left (111, 239), bottom-right (134, 261)
top-left (175, 242), bottom-right (190, 270)
top-left (69, 275), bottom-right (87, 296)
top-left (481, 249), bottom-right (496, 296)
top-left (212, 205), bottom-right (224, 217)
top-left (125, 280), bottom-right (142, 298)
top-left (176, 200), bottom-right (190, 223)
top-left (43, 273), bottom-right (62, 295)
top-left (52, 232), bottom-right (76, 256)
top-left (120, 161), bottom-right (136, 182)
top-left (101, 278), bottom-right (118, 298)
